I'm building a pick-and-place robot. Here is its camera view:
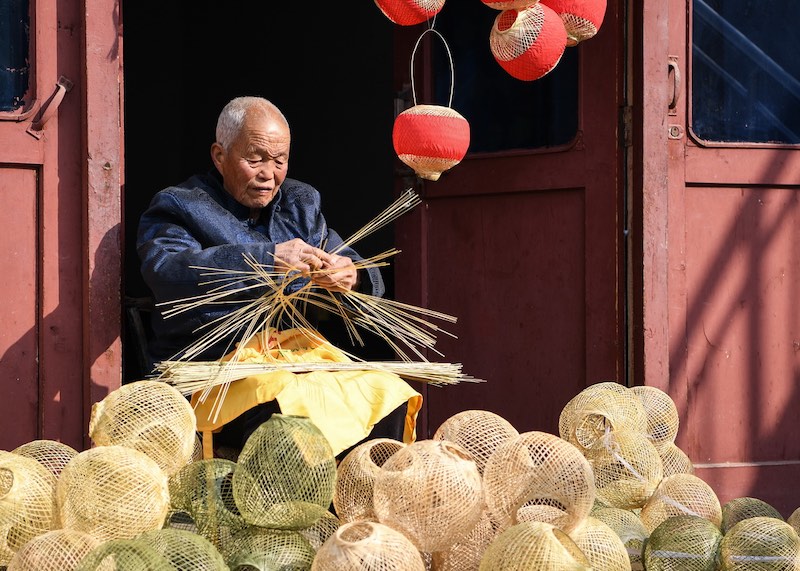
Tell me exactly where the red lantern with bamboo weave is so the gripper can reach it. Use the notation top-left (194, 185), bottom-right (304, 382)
top-left (393, 29), bottom-right (470, 181)
top-left (374, 0), bottom-right (446, 26)
top-left (540, 0), bottom-right (607, 45)
top-left (489, 4), bottom-right (568, 82)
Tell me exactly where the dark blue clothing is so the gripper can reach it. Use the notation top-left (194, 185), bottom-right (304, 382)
top-left (137, 171), bottom-right (385, 364)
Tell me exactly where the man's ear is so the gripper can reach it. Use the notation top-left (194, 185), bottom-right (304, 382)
top-left (210, 142), bottom-right (225, 172)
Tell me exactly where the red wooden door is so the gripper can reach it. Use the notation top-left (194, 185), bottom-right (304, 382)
top-left (642, 0), bottom-right (800, 514)
top-left (393, 1), bottom-right (625, 438)
top-left (0, 0), bottom-right (122, 450)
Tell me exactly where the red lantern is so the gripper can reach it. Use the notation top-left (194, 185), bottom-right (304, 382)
top-left (540, 0), bottom-right (607, 45)
top-left (481, 0), bottom-right (538, 10)
top-left (374, 0), bottom-right (446, 26)
top-left (392, 105), bottom-right (470, 181)
top-left (489, 5), bottom-right (567, 82)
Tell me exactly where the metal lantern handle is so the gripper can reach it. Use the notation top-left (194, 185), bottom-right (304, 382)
top-left (410, 27), bottom-right (456, 108)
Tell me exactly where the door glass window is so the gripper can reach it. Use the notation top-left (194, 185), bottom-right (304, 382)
top-left (431, 2), bottom-right (578, 153)
top-left (692, 0), bottom-right (800, 144)
top-left (0, 0), bottom-right (30, 112)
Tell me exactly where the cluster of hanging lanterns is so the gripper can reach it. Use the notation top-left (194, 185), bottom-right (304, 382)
top-left (374, 0), bottom-right (606, 181)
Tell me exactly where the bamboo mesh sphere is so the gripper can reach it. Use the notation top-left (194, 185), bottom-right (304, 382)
top-left (589, 506), bottom-right (648, 571)
top-left (431, 509), bottom-right (499, 571)
top-left (138, 528), bottom-right (228, 571)
top-left (300, 510), bottom-right (340, 551)
top-left (539, 0), bottom-right (607, 46)
top-left (225, 527), bottom-right (316, 570)
top-left (643, 514), bottom-right (723, 571)
top-left (481, 0), bottom-right (540, 10)
top-left (7, 529), bottom-right (100, 571)
top-left (639, 473), bottom-right (722, 533)
top-left (483, 431), bottom-right (595, 534)
top-left (568, 516), bottom-right (630, 571)
top-left (659, 441), bottom-right (695, 477)
top-left (718, 517), bottom-right (800, 570)
top-left (489, 5), bottom-right (568, 82)
top-left (432, 409), bottom-right (520, 475)
top-left (373, 0), bottom-right (445, 26)
top-left (56, 445), bottom-right (170, 542)
top-left (721, 497), bottom-right (784, 534)
top-left (479, 520), bottom-right (592, 571)
top-left (372, 439), bottom-right (484, 553)
top-left (74, 539), bottom-right (174, 571)
top-left (88, 380), bottom-right (197, 477)
top-left (232, 414), bottom-right (337, 530)
top-left (311, 521), bottom-right (426, 571)
top-left (169, 458), bottom-right (247, 549)
top-left (12, 439), bottom-right (78, 479)
top-left (789, 507), bottom-right (800, 536)
top-left (583, 428), bottom-right (664, 509)
top-left (0, 451), bottom-right (57, 564)
top-left (629, 385), bottom-right (680, 450)
top-left (333, 438), bottom-right (405, 524)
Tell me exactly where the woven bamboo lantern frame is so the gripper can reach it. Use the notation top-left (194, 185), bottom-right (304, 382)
top-left (313, 521), bottom-right (427, 571)
top-left (639, 473), bottom-right (722, 533)
top-left (721, 497), bottom-right (784, 534)
top-left (569, 516), bottom-right (631, 571)
top-left (432, 409), bottom-right (519, 475)
top-left (479, 520), bottom-right (592, 570)
top-left (718, 517), bottom-right (800, 571)
top-left (643, 514), bottom-right (723, 571)
top-left (6, 529), bottom-right (99, 571)
top-left (12, 439), bottom-right (78, 479)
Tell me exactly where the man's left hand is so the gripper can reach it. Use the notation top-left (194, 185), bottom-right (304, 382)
top-left (313, 254), bottom-right (358, 292)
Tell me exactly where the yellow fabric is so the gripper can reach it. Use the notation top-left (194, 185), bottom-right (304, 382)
top-left (191, 328), bottom-right (422, 456)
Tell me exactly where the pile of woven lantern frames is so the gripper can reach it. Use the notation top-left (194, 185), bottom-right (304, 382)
top-left (378, 0), bottom-right (606, 181)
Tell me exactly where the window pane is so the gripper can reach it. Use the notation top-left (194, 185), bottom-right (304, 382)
top-left (0, 0), bottom-right (30, 112)
top-left (692, 0), bottom-right (800, 144)
top-left (432, 2), bottom-right (578, 153)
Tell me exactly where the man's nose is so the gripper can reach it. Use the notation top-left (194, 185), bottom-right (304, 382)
top-left (256, 161), bottom-right (274, 180)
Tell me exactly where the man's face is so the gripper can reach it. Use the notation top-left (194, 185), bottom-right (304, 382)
top-left (211, 112), bottom-right (291, 209)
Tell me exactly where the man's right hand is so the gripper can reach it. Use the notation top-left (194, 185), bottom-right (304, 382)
top-left (274, 239), bottom-right (329, 275)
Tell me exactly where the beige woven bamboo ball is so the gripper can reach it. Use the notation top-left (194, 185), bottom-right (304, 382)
top-left (312, 520), bottom-right (426, 571)
top-left (718, 516), bottom-right (800, 570)
top-left (483, 431), bottom-right (596, 534)
top-left (643, 514), bottom-right (723, 571)
top-left (629, 385), bottom-right (679, 450)
top-left (659, 441), bottom-right (694, 477)
top-left (559, 381), bottom-right (648, 451)
top-left (568, 516), bottom-right (630, 571)
top-left (225, 527), bottom-right (315, 570)
top-left (432, 409), bottom-right (520, 475)
top-left (300, 510), bottom-right (340, 550)
top-left (584, 428), bottom-right (664, 509)
top-left (74, 538), bottom-right (174, 571)
top-left (232, 414), bottom-right (337, 530)
top-left (138, 528), bottom-right (228, 570)
top-left (89, 380), bottom-right (197, 476)
top-left (333, 438), bottom-right (405, 524)
top-left (12, 439), bottom-right (78, 479)
top-left (431, 508), bottom-right (499, 571)
top-left (479, 520), bottom-right (592, 571)
top-left (639, 473), bottom-right (722, 533)
top-left (590, 506), bottom-right (648, 570)
top-left (6, 528), bottom-right (100, 571)
top-left (788, 507), bottom-right (800, 536)
top-left (56, 445), bottom-right (170, 542)
top-left (373, 439), bottom-right (483, 553)
top-left (0, 450), bottom-right (57, 564)
top-left (722, 497), bottom-right (784, 534)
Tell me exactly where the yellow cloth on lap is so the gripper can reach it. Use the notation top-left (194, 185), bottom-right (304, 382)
top-left (191, 328), bottom-right (422, 456)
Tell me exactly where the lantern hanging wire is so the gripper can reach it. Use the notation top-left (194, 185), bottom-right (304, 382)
top-left (410, 26), bottom-right (455, 108)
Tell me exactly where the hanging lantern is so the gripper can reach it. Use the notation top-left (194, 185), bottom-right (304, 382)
top-left (540, 0), bottom-right (607, 46)
top-left (374, 0), bottom-right (446, 26)
top-left (480, 0), bottom-right (538, 10)
top-left (489, 5), bottom-right (568, 82)
top-left (393, 105), bottom-right (470, 181)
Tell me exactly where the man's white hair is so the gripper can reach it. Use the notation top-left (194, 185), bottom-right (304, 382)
top-left (215, 96), bottom-right (289, 150)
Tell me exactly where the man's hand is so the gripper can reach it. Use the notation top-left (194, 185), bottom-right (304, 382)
top-left (274, 239), bottom-right (328, 275)
top-left (313, 254), bottom-right (358, 292)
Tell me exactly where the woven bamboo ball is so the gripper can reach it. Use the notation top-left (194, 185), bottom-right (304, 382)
top-left (718, 517), bottom-right (800, 570)
top-left (312, 520), bottom-right (426, 571)
top-left (373, 439), bottom-right (483, 553)
top-left (479, 520), bottom-right (592, 571)
top-left (232, 414), bottom-right (337, 530)
top-left (225, 527), bottom-right (315, 570)
top-left (373, 0), bottom-right (445, 26)
top-left (169, 458), bottom-right (247, 550)
top-left (481, 0), bottom-right (540, 11)
top-left (74, 539), bottom-right (174, 571)
top-left (138, 528), bottom-right (228, 571)
top-left (431, 508), bottom-right (499, 571)
top-left (6, 529), bottom-right (100, 571)
top-left (569, 516), bottom-right (630, 571)
top-left (89, 380), bottom-right (197, 476)
top-left (489, 5), bottom-right (568, 82)
top-left (300, 510), bottom-right (340, 551)
top-left (643, 514), bottom-right (722, 571)
top-left (12, 439), bottom-right (78, 479)
top-left (56, 445), bottom-right (170, 542)
top-left (629, 385), bottom-right (679, 450)
top-left (483, 431), bottom-right (596, 534)
top-left (590, 506), bottom-right (648, 570)
top-left (584, 428), bottom-right (664, 509)
top-left (721, 497), bottom-right (784, 534)
top-left (539, 0), bottom-right (607, 46)
top-left (659, 441), bottom-right (694, 476)
top-left (788, 507), bottom-right (800, 536)
top-left (0, 451), bottom-right (57, 564)
top-left (432, 409), bottom-right (520, 475)
top-left (333, 438), bottom-right (405, 524)
top-left (639, 473), bottom-right (722, 533)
